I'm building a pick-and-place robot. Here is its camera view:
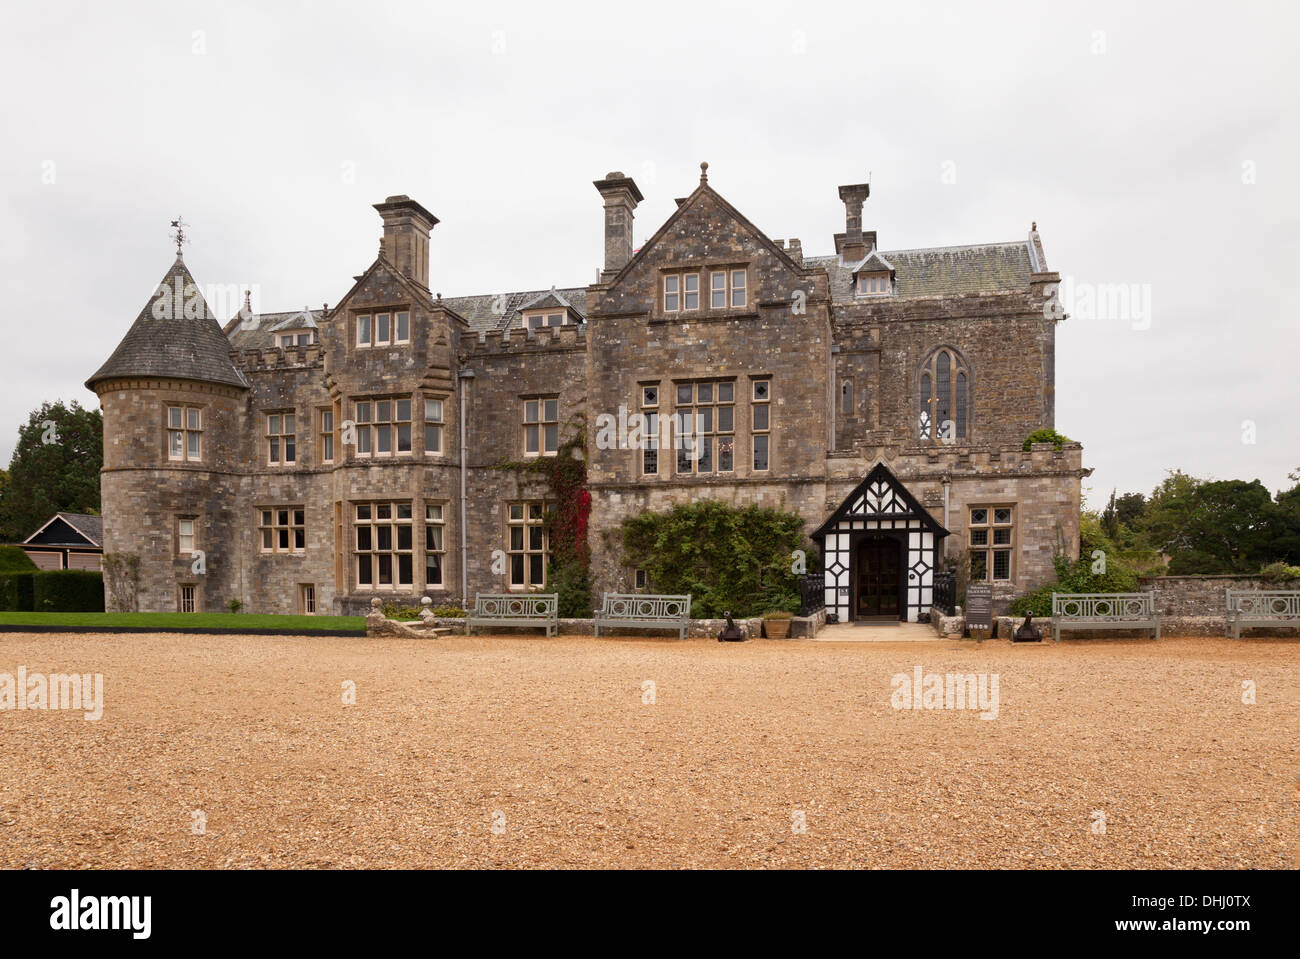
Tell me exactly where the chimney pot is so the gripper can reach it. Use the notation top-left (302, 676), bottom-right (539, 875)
top-left (593, 172), bottom-right (644, 280)
top-left (373, 195), bottom-right (438, 288)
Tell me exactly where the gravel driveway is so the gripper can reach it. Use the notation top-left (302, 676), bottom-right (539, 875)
top-left (0, 632), bottom-right (1294, 869)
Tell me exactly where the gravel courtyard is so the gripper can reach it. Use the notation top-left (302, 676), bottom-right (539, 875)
top-left (0, 632), bottom-right (1295, 869)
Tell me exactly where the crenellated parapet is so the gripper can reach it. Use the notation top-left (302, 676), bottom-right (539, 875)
top-left (825, 441), bottom-right (1088, 482)
top-left (457, 322), bottom-right (588, 360)
top-left (231, 345), bottom-right (325, 373)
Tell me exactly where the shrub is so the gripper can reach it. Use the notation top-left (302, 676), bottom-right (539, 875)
top-left (622, 500), bottom-right (808, 618)
top-left (0, 545), bottom-right (37, 573)
top-left (32, 570), bottom-right (105, 612)
top-left (381, 602), bottom-right (423, 621)
top-left (1022, 428), bottom-right (1073, 451)
top-left (1008, 553), bottom-right (1139, 618)
top-left (428, 603), bottom-right (466, 618)
top-left (228, 599), bottom-right (243, 614)
top-left (0, 572), bottom-right (36, 611)
top-left (1258, 561), bottom-right (1300, 584)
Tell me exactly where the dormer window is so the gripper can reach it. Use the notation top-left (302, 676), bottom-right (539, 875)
top-left (278, 330), bottom-right (316, 348)
top-left (856, 272), bottom-right (891, 295)
top-left (523, 310), bottom-right (570, 330)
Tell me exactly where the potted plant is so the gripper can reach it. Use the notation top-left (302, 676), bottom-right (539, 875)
top-left (762, 610), bottom-right (794, 639)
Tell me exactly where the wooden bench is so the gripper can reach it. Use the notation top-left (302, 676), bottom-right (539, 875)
top-left (464, 593), bottom-right (558, 637)
top-left (1051, 592), bottom-right (1160, 642)
top-left (1225, 588), bottom-right (1300, 639)
top-left (594, 593), bottom-right (692, 640)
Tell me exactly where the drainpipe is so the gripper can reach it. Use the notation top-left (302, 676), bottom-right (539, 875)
top-left (942, 474), bottom-right (951, 529)
top-left (458, 369), bottom-right (476, 608)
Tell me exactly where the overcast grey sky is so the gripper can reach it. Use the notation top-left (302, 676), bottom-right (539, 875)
top-left (1, 0), bottom-right (1296, 506)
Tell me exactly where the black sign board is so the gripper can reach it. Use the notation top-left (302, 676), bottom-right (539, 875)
top-left (966, 583), bottom-right (993, 632)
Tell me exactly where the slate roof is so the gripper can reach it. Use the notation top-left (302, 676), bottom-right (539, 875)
top-left (225, 308), bottom-right (323, 350)
top-left (24, 512), bottom-right (103, 547)
top-left (806, 241), bottom-right (1035, 301)
top-left (87, 257), bottom-right (249, 390)
top-left (440, 287), bottom-right (588, 333)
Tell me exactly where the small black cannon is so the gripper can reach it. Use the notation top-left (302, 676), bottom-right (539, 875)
top-left (1013, 613), bottom-right (1043, 643)
top-left (717, 611), bottom-right (746, 642)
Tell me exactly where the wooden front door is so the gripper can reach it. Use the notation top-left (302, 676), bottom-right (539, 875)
top-left (855, 536), bottom-right (901, 620)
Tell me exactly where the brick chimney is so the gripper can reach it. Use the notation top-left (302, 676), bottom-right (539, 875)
top-left (836, 183), bottom-right (870, 262)
top-left (373, 195), bottom-right (438, 288)
top-left (593, 172), bottom-right (643, 281)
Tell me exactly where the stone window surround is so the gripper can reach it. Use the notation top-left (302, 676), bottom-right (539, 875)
top-left (659, 263), bottom-right (749, 315)
top-left (639, 381), bottom-right (661, 476)
top-left (424, 503), bottom-right (446, 589)
top-left (424, 395), bottom-right (446, 456)
top-left (165, 403), bottom-right (203, 462)
top-left (176, 515), bottom-right (198, 558)
top-left (917, 345), bottom-right (972, 445)
top-left (968, 504), bottom-right (1016, 583)
top-left (265, 410), bottom-right (297, 466)
top-left (352, 397), bottom-right (413, 458)
top-left (354, 307), bottom-right (411, 349)
top-left (522, 396), bottom-right (559, 458)
top-left (177, 582), bottom-right (201, 614)
top-left (259, 506), bottom-right (306, 555)
top-left (506, 501), bottom-right (549, 590)
top-left (353, 501), bottom-right (415, 590)
top-left (318, 407), bottom-right (335, 464)
top-left (751, 376), bottom-right (772, 472)
top-left (672, 378), bottom-right (736, 475)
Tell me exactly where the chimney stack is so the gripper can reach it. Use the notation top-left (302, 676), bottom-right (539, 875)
top-left (837, 183), bottom-right (870, 262)
top-left (593, 171), bottom-right (643, 281)
top-left (373, 195), bottom-right (439, 288)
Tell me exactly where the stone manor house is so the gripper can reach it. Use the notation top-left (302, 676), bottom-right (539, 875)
top-left (87, 164), bottom-right (1087, 622)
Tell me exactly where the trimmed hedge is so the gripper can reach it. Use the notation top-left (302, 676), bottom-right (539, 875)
top-left (0, 545), bottom-right (38, 572)
top-left (0, 572), bottom-right (36, 611)
top-left (32, 570), bottom-right (105, 613)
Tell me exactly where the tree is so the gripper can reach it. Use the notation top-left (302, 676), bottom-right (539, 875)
top-left (0, 401), bottom-right (102, 542)
top-left (1114, 492), bottom-right (1147, 529)
top-left (1147, 478), bottom-right (1278, 574)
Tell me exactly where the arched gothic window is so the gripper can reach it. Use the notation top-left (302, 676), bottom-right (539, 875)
top-left (918, 348), bottom-right (969, 443)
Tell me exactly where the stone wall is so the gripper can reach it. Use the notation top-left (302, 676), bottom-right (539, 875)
top-left (1137, 575), bottom-right (1294, 618)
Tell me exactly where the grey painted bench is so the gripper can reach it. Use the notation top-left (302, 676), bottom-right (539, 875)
top-left (465, 593), bottom-right (558, 637)
top-left (1051, 592), bottom-right (1160, 642)
top-left (594, 593), bottom-right (692, 640)
top-left (1225, 589), bottom-right (1300, 639)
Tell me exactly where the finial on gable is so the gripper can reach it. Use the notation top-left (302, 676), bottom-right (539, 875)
top-left (700, 161), bottom-right (709, 184)
top-left (1032, 221), bottom-right (1038, 232)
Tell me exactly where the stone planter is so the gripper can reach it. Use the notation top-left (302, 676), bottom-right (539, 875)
top-left (763, 618), bottom-right (792, 639)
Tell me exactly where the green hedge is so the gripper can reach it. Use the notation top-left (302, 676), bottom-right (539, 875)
top-left (32, 570), bottom-right (105, 612)
top-left (0, 545), bottom-right (38, 573)
top-left (621, 500), bottom-right (812, 618)
top-left (0, 572), bottom-right (36, 611)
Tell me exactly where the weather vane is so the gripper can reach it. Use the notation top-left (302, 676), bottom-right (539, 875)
top-left (169, 216), bottom-right (189, 257)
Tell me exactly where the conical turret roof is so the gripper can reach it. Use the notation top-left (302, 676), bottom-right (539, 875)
top-left (87, 257), bottom-right (248, 390)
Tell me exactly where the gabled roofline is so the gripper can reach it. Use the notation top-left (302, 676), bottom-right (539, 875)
top-left (22, 513), bottom-right (101, 547)
top-left (330, 251), bottom-right (436, 319)
top-left (811, 461), bottom-right (949, 540)
top-left (600, 179), bottom-right (810, 287)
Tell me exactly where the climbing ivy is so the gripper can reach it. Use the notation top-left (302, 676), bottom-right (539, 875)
top-left (492, 416), bottom-right (593, 617)
top-left (621, 500), bottom-right (813, 618)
